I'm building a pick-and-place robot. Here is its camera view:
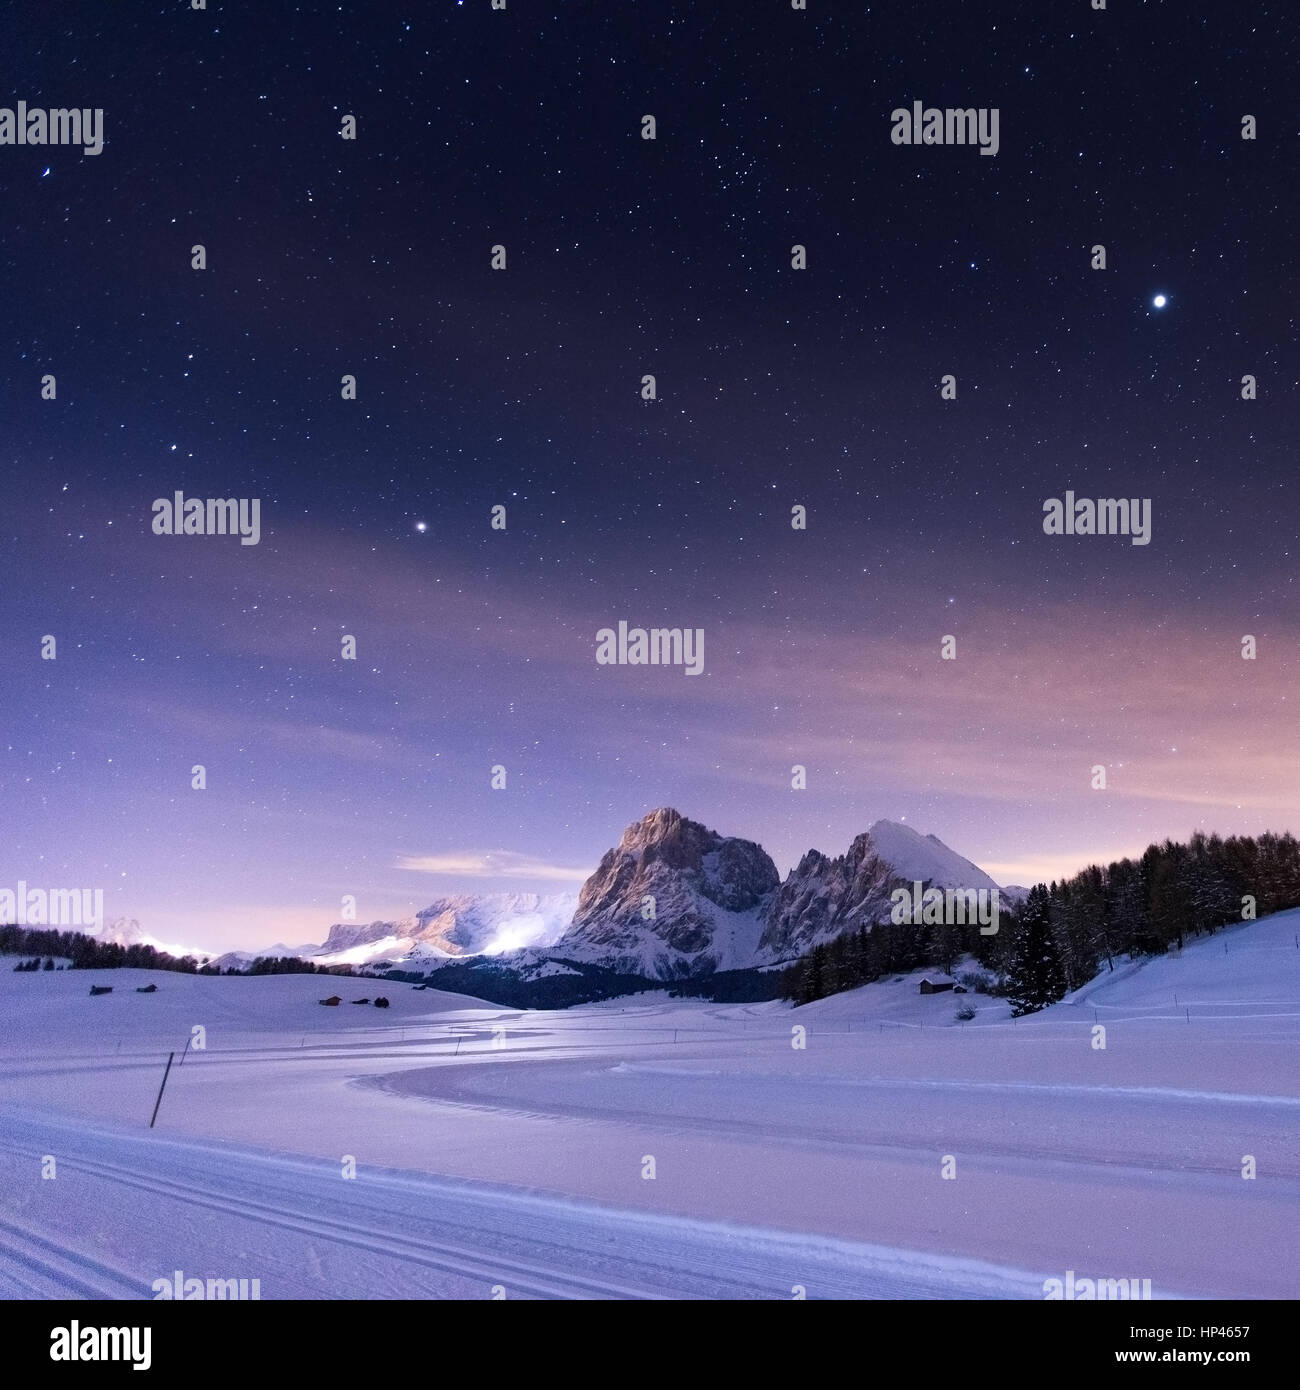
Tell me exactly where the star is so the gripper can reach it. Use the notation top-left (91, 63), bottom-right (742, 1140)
top-left (1152, 294), bottom-right (1168, 309)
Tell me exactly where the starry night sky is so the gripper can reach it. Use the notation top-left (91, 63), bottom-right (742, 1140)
top-left (3, 2), bottom-right (1298, 951)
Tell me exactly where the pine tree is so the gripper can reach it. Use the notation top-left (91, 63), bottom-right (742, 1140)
top-left (934, 916), bottom-right (963, 975)
top-left (1006, 885), bottom-right (1066, 1016)
top-left (804, 943), bottom-right (826, 1002)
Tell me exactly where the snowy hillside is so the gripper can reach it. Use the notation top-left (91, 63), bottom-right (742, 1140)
top-left (1, 908), bottom-right (1297, 1298)
top-left (0, 967), bottom-right (495, 1053)
top-left (788, 904), bottom-right (1300, 1033)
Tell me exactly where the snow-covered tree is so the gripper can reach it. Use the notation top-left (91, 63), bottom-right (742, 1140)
top-left (1006, 885), bottom-right (1066, 1016)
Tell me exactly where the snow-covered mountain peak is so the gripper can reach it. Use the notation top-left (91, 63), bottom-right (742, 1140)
top-left (865, 819), bottom-right (1001, 891)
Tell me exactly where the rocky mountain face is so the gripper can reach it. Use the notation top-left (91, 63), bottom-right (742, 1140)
top-left (318, 919), bottom-right (417, 955)
top-left (554, 807), bottom-right (780, 977)
top-left (755, 838), bottom-right (895, 961)
top-left (756, 817), bottom-right (1001, 961)
top-left (756, 819), bottom-right (1000, 961)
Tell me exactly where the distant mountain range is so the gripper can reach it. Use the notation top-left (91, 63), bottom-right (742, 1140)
top-left (218, 808), bottom-right (1016, 980)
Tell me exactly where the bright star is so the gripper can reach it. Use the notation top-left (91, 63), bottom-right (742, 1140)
top-left (1152, 294), bottom-right (1167, 309)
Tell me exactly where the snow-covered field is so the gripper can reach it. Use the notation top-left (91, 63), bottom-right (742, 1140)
top-left (2, 910), bottom-right (1298, 1299)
